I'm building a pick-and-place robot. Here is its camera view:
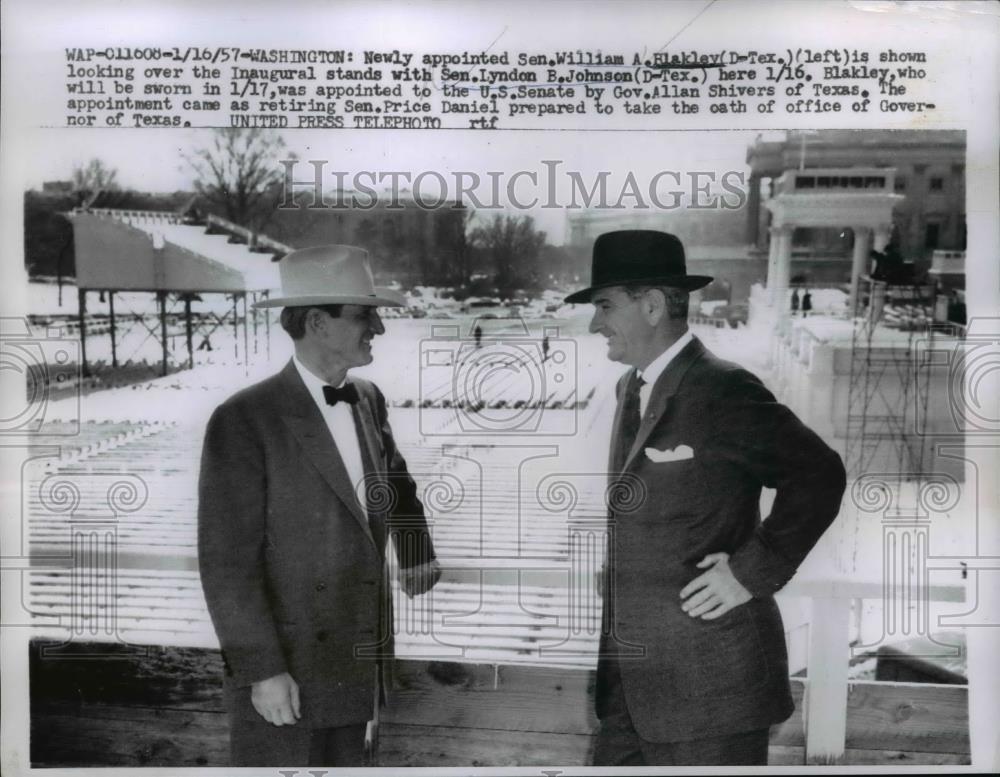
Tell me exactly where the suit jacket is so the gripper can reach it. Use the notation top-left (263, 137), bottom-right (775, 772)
top-left (198, 360), bottom-right (435, 729)
top-left (598, 336), bottom-right (846, 742)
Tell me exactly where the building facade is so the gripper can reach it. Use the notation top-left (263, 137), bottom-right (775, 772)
top-left (746, 130), bottom-right (966, 263)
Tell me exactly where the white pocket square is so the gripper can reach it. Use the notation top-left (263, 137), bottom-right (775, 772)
top-left (645, 444), bottom-right (694, 463)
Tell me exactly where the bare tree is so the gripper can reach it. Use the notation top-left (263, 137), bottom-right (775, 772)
top-left (446, 205), bottom-right (474, 285)
top-left (71, 158), bottom-right (119, 203)
top-left (470, 214), bottom-right (547, 291)
top-left (184, 129), bottom-right (288, 230)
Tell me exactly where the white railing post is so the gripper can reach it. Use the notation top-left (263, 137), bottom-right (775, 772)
top-left (804, 595), bottom-right (851, 764)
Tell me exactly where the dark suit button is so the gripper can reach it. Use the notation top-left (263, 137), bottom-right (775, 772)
top-left (315, 582), bottom-right (327, 591)
top-left (316, 631), bottom-right (328, 642)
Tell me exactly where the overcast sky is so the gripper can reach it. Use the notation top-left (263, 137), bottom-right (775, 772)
top-left (24, 128), bottom-right (775, 243)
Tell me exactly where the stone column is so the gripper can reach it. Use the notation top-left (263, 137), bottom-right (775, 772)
top-left (773, 224), bottom-right (794, 312)
top-left (766, 225), bottom-right (779, 305)
top-left (849, 226), bottom-right (872, 317)
top-left (747, 173), bottom-right (761, 247)
top-left (873, 223), bottom-right (892, 253)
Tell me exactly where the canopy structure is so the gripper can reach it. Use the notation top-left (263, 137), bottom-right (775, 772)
top-left (70, 207), bottom-right (285, 294)
top-left (762, 167), bottom-right (904, 317)
top-left (66, 203), bottom-right (290, 377)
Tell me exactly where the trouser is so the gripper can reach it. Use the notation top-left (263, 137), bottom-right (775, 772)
top-left (229, 716), bottom-right (368, 767)
top-left (592, 657), bottom-right (770, 766)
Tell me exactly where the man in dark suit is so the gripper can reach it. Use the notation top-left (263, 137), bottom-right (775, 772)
top-left (198, 245), bottom-right (440, 767)
top-left (565, 231), bottom-right (846, 766)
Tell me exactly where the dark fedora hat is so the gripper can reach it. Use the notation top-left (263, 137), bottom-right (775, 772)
top-left (564, 230), bottom-right (713, 303)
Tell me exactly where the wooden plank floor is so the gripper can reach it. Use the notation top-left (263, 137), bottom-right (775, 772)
top-left (29, 641), bottom-right (970, 768)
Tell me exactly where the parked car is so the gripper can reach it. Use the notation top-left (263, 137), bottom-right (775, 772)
top-left (715, 303), bottom-right (749, 328)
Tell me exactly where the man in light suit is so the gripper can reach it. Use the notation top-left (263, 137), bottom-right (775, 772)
top-left (565, 231), bottom-right (846, 766)
top-left (198, 245), bottom-right (440, 767)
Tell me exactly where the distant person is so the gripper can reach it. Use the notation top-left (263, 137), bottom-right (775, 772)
top-left (947, 291), bottom-right (966, 325)
top-left (542, 334), bottom-right (550, 362)
top-left (801, 290), bottom-right (813, 316)
top-left (474, 324), bottom-right (483, 349)
top-left (198, 245), bottom-right (440, 767)
top-left (565, 230), bottom-right (845, 766)
top-left (790, 288), bottom-right (800, 315)
top-left (870, 240), bottom-right (903, 283)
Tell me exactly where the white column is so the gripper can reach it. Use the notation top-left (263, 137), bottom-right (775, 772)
top-left (873, 223), bottom-right (892, 253)
top-left (773, 225), bottom-right (793, 312)
top-left (804, 596), bottom-right (851, 763)
top-left (849, 226), bottom-right (872, 317)
top-left (766, 225), bottom-right (780, 305)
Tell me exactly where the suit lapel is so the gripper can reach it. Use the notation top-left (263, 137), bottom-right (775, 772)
top-left (352, 397), bottom-right (389, 556)
top-left (276, 361), bottom-right (374, 545)
top-left (352, 397), bottom-right (384, 480)
top-left (623, 337), bottom-right (705, 471)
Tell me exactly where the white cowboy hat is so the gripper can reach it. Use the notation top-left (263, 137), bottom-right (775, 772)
top-left (253, 244), bottom-right (406, 308)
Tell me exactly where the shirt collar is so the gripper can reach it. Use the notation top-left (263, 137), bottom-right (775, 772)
top-left (638, 330), bottom-right (695, 388)
top-left (293, 355), bottom-right (346, 409)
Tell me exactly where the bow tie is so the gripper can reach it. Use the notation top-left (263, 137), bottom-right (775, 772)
top-left (323, 383), bottom-right (359, 406)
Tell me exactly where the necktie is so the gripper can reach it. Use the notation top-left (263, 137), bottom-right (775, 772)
top-left (323, 383), bottom-right (359, 406)
top-left (617, 372), bottom-right (646, 470)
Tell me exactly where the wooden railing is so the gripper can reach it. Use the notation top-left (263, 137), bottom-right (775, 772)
top-left (777, 572), bottom-right (966, 763)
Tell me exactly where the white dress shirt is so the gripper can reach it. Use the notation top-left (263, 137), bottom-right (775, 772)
top-left (637, 331), bottom-right (695, 417)
top-left (293, 356), bottom-right (367, 501)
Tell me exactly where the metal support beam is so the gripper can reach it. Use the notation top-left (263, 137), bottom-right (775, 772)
top-left (184, 296), bottom-right (194, 369)
top-left (158, 292), bottom-right (168, 378)
top-left (108, 291), bottom-right (117, 369)
top-left (241, 293), bottom-right (249, 371)
top-left (252, 292), bottom-right (259, 355)
top-left (264, 291), bottom-right (271, 360)
top-left (77, 288), bottom-right (89, 378)
top-left (232, 295), bottom-right (239, 362)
